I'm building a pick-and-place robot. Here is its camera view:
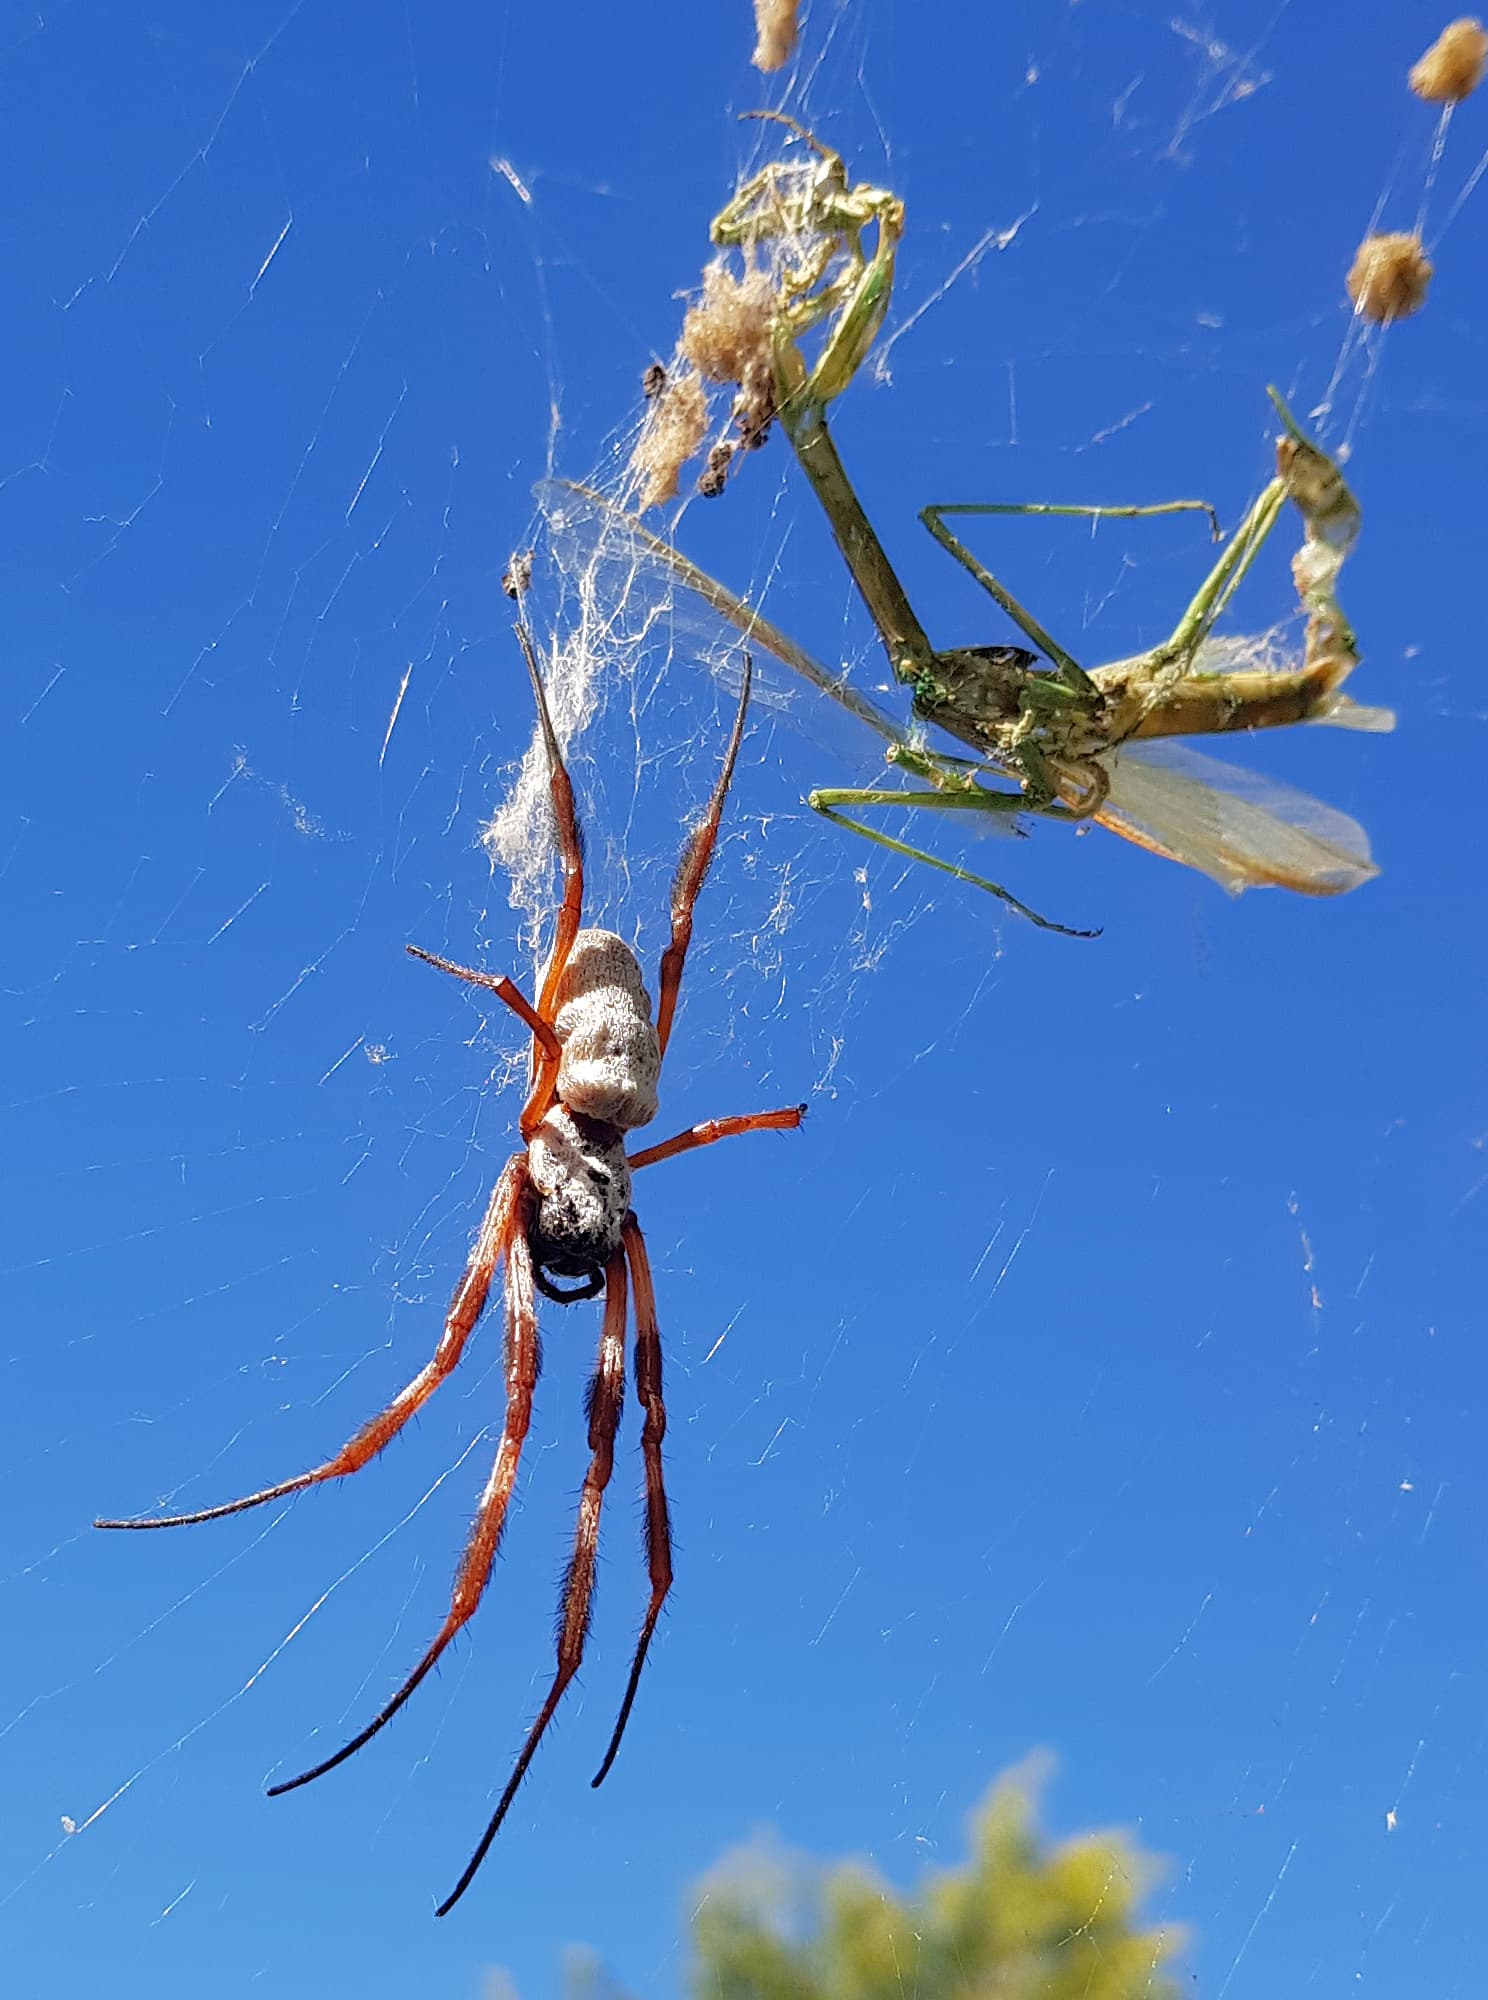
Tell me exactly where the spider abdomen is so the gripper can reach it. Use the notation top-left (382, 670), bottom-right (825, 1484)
top-left (550, 929), bottom-right (661, 1130)
top-left (528, 1103), bottom-right (632, 1283)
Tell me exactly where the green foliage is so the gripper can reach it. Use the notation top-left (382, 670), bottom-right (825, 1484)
top-left (688, 1760), bottom-right (1184, 2000)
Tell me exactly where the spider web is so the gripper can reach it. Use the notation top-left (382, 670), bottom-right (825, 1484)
top-left (3, 5), bottom-right (1485, 1996)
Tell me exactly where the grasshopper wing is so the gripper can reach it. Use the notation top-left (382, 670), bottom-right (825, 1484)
top-left (1095, 739), bottom-right (1380, 895)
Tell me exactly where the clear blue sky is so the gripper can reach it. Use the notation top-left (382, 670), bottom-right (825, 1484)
top-left (3, 3), bottom-right (1484, 1995)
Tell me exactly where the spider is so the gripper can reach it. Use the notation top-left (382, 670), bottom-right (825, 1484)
top-left (96, 625), bottom-right (805, 1916)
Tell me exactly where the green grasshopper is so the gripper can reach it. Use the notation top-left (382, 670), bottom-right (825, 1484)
top-left (569, 118), bottom-right (1393, 933)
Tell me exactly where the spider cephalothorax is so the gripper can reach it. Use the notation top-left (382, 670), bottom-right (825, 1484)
top-left (528, 1103), bottom-right (633, 1300)
top-left (97, 630), bottom-right (805, 1916)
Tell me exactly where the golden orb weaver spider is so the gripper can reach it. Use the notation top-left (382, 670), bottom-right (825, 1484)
top-left (97, 625), bottom-right (805, 1915)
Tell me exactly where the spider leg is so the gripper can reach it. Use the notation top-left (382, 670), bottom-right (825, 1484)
top-left (95, 1159), bottom-right (526, 1532)
top-left (514, 621), bottom-right (586, 1135)
top-left (267, 1184), bottom-right (541, 1796)
top-left (405, 946), bottom-right (560, 1066)
top-left (592, 1215), bottom-right (670, 1788)
top-left (628, 1104), bottom-right (807, 1172)
top-left (655, 656), bottom-right (751, 1057)
top-left (438, 1241), bottom-right (628, 1917)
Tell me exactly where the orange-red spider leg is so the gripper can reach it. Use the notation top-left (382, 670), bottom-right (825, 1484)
top-left (94, 1159), bottom-right (527, 1533)
top-left (628, 1102), bottom-right (807, 1172)
top-left (592, 1214), bottom-right (672, 1788)
top-left (437, 1241), bottom-right (628, 1918)
top-left (514, 621), bottom-right (586, 1134)
top-left (405, 946), bottom-right (560, 1067)
top-left (655, 656), bottom-right (751, 1057)
top-left (268, 1182), bottom-right (541, 1797)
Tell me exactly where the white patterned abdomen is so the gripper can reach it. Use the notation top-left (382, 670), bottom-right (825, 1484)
top-left (550, 929), bottom-right (661, 1131)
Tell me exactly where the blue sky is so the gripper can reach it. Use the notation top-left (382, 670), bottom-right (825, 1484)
top-left (3, 3), bottom-right (1485, 1994)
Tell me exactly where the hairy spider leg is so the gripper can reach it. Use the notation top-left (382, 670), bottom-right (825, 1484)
top-left (405, 619), bottom-right (592, 1136)
top-left (626, 1104), bottom-right (808, 1171)
top-left (434, 1128), bottom-right (812, 1900)
top-left (268, 1177), bottom-right (541, 1797)
top-left (580, 1115), bottom-right (809, 1789)
top-left (404, 945), bottom-right (560, 1063)
top-left (591, 1216), bottom-right (671, 1788)
top-left (654, 655), bottom-right (751, 1057)
top-left (437, 1241), bottom-right (629, 1917)
top-left (94, 1159), bottom-right (526, 1532)
top-left (514, 619), bottom-right (586, 1135)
